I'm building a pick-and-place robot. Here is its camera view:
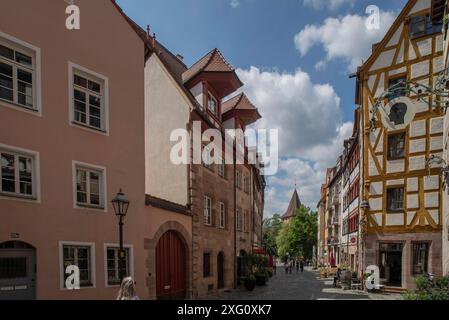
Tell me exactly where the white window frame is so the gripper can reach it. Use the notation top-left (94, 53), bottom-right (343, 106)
top-left (204, 196), bottom-right (212, 226)
top-left (0, 31), bottom-right (41, 116)
top-left (207, 92), bottom-right (218, 116)
top-left (219, 202), bottom-right (226, 229)
top-left (0, 143), bottom-right (40, 203)
top-left (68, 62), bottom-right (109, 135)
top-left (58, 241), bottom-right (96, 290)
top-left (72, 160), bottom-right (107, 212)
top-left (103, 243), bottom-right (134, 288)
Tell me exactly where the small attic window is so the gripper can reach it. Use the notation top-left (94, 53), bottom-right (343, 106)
top-left (409, 13), bottom-right (442, 39)
top-left (207, 92), bottom-right (218, 116)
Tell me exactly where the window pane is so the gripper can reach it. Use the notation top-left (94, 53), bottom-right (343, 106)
top-left (0, 63), bottom-right (13, 102)
top-left (17, 70), bottom-right (33, 107)
top-left (74, 89), bottom-right (86, 102)
top-left (17, 69), bottom-right (32, 84)
top-left (74, 75), bottom-right (87, 88)
top-left (0, 62), bottom-right (13, 77)
top-left (19, 157), bottom-right (32, 195)
top-left (88, 80), bottom-right (101, 93)
top-left (0, 86), bottom-right (13, 102)
top-left (76, 169), bottom-right (87, 203)
top-left (77, 247), bottom-right (88, 259)
top-left (0, 45), bottom-right (14, 60)
top-left (89, 116), bottom-right (101, 129)
top-left (107, 249), bottom-right (115, 260)
top-left (89, 95), bottom-right (101, 107)
top-left (1, 153), bottom-right (15, 193)
top-left (15, 52), bottom-right (32, 66)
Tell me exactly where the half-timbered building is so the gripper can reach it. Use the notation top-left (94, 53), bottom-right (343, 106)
top-left (357, 0), bottom-right (445, 290)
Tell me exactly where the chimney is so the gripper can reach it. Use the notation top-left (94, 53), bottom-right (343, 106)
top-left (152, 33), bottom-right (156, 48)
top-left (176, 54), bottom-right (184, 62)
top-left (146, 25), bottom-right (151, 39)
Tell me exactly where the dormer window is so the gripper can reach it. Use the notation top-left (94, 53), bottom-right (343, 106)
top-left (207, 92), bottom-right (218, 116)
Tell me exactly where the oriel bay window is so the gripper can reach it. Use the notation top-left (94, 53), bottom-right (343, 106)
top-left (0, 149), bottom-right (35, 199)
top-left (387, 187), bottom-right (404, 212)
top-left (388, 132), bottom-right (405, 160)
top-left (0, 40), bottom-right (35, 110)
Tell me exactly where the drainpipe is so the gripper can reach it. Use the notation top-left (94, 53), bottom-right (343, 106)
top-left (233, 144), bottom-right (237, 289)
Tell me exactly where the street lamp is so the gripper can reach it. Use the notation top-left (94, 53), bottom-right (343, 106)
top-left (112, 189), bottom-right (130, 282)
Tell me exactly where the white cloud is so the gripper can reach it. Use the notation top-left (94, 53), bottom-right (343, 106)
top-left (237, 67), bottom-right (341, 158)
top-left (303, 0), bottom-right (355, 11)
top-left (230, 0), bottom-right (240, 8)
top-left (294, 11), bottom-right (396, 71)
top-left (236, 67), bottom-right (354, 216)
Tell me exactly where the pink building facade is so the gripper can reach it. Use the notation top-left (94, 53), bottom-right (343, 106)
top-left (0, 0), bottom-right (151, 299)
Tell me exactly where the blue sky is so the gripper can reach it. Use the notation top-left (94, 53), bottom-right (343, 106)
top-left (117, 0), bottom-right (408, 216)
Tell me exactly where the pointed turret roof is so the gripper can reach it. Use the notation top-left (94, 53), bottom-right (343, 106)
top-left (182, 48), bottom-right (237, 83)
top-left (281, 189), bottom-right (302, 220)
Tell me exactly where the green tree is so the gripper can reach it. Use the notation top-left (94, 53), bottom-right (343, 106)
top-left (276, 205), bottom-right (317, 260)
top-left (262, 214), bottom-right (282, 256)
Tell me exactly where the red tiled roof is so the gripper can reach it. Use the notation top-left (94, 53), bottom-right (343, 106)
top-left (281, 189), bottom-right (302, 220)
top-left (222, 93), bottom-right (258, 114)
top-left (182, 48), bottom-right (236, 83)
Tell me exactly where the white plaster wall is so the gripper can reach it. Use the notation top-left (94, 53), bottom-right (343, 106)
top-left (144, 55), bottom-right (189, 205)
top-left (409, 155), bottom-right (426, 171)
top-left (411, 60), bottom-right (430, 79)
top-left (407, 177), bottom-right (419, 192)
top-left (409, 0), bottom-right (431, 14)
top-left (386, 214), bottom-right (404, 226)
top-left (424, 192), bottom-right (439, 208)
top-left (370, 181), bottom-right (383, 196)
top-left (410, 120), bottom-right (426, 137)
top-left (424, 175), bottom-right (439, 190)
top-left (387, 160), bottom-right (404, 173)
top-left (409, 138), bottom-right (426, 154)
top-left (190, 81), bottom-right (203, 108)
top-left (430, 117), bottom-right (444, 134)
top-left (407, 194), bottom-right (419, 209)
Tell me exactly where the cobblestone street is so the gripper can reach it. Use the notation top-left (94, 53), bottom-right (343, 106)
top-left (205, 267), bottom-right (402, 300)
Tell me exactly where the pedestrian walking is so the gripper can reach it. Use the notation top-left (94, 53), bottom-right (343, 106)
top-left (284, 261), bottom-right (288, 275)
top-left (117, 277), bottom-right (140, 300)
top-left (288, 261), bottom-right (293, 274)
top-left (300, 260), bottom-right (304, 273)
top-left (295, 260), bottom-right (299, 273)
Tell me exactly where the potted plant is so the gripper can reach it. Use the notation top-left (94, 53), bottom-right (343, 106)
top-left (243, 274), bottom-right (256, 291)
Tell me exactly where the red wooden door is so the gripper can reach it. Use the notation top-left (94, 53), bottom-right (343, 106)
top-left (156, 231), bottom-right (186, 300)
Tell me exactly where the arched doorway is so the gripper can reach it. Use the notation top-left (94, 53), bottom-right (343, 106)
top-left (217, 252), bottom-right (224, 289)
top-left (156, 231), bottom-right (186, 300)
top-left (0, 241), bottom-right (36, 300)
